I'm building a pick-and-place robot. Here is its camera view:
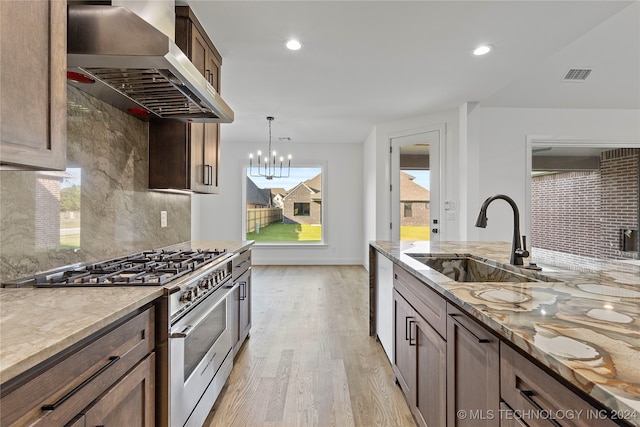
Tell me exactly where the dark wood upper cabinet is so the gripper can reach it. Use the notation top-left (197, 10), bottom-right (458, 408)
top-left (149, 6), bottom-right (221, 193)
top-left (0, 0), bottom-right (66, 171)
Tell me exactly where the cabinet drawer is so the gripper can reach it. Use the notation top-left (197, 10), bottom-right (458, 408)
top-left (232, 249), bottom-right (252, 280)
top-left (500, 343), bottom-right (617, 427)
top-left (393, 264), bottom-right (446, 338)
top-left (1, 308), bottom-right (154, 427)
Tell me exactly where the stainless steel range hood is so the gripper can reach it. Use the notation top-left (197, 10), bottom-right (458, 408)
top-left (67, 3), bottom-right (234, 123)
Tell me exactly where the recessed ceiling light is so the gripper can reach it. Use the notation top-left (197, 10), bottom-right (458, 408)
top-left (285, 39), bottom-right (302, 51)
top-left (473, 45), bottom-right (492, 56)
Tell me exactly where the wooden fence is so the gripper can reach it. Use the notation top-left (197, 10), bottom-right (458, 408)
top-left (246, 208), bottom-right (282, 233)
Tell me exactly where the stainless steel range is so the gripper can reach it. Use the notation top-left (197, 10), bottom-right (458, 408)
top-left (9, 247), bottom-right (237, 427)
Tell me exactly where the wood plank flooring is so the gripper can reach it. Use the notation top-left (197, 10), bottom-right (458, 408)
top-left (205, 265), bottom-right (416, 427)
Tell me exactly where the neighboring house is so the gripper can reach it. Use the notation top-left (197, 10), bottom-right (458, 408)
top-left (268, 188), bottom-right (287, 209)
top-left (400, 171), bottom-right (430, 227)
top-left (246, 177), bottom-right (272, 208)
top-left (282, 174), bottom-right (322, 225)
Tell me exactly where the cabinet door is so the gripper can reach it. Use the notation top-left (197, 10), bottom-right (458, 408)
top-left (230, 285), bottom-right (240, 355)
top-left (0, 0), bottom-right (66, 170)
top-left (204, 123), bottom-right (220, 191)
top-left (83, 353), bottom-right (155, 427)
top-left (190, 121), bottom-right (207, 192)
top-left (238, 267), bottom-right (251, 343)
top-left (191, 28), bottom-right (207, 75)
top-left (393, 289), bottom-right (416, 404)
top-left (415, 315), bottom-right (447, 427)
top-left (447, 304), bottom-right (500, 427)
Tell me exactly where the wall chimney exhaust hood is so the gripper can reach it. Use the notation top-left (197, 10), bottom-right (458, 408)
top-left (67, 3), bottom-right (234, 123)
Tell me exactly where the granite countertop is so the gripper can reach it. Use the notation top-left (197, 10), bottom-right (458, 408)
top-left (371, 240), bottom-right (640, 425)
top-left (0, 240), bottom-right (254, 385)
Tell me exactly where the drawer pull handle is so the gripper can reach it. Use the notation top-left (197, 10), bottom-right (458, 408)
top-left (408, 320), bottom-right (417, 346)
top-left (239, 281), bottom-right (247, 300)
top-left (41, 356), bottom-right (120, 411)
top-left (449, 313), bottom-right (490, 343)
top-left (519, 390), bottom-right (562, 427)
top-left (405, 316), bottom-right (413, 341)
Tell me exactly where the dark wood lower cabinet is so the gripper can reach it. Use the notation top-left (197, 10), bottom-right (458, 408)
top-left (232, 249), bottom-right (252, 356)
top-left (83, 353), bottom-right (155, 427)
top-left (500, 343), bottom-right (617, 427)
top-left (385, 259), bottom-right (624, 427)
top-left (393, 289), bottom-right (446, 427)
top-left (446, 303), bottom-right (500, 427)
top-left (0, 307), bottom-right (156, 427)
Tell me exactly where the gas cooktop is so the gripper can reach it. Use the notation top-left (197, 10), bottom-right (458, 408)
top-left (30, 249), bottom-right (230, 288)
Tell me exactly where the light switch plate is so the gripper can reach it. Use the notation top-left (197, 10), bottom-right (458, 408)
top-left (161, 211), bottom-right (168, 228)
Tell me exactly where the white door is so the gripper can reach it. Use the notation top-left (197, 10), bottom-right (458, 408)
top-left (391, 126), bottom-right (443, 241)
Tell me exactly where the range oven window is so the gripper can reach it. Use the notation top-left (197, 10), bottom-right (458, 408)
top-left (183, 302), bottom-right (226, 379)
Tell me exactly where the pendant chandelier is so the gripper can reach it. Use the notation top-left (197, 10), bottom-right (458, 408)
top-left (249, 116), bottom-right (291, 180)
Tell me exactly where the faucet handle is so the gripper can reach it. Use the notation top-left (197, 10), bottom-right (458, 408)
top-left (517, 235), bottom-right (530, 258)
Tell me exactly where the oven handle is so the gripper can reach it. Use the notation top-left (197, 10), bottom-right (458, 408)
top-left (169, 283), bottom-right (238, 339)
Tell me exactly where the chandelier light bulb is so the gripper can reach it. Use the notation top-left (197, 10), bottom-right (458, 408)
top-left (257, 150), bottom-right (262, 156)
top-left (288, 154), bottom-right (292, 160)
top-left (249, 153), bottom-right (253, 159)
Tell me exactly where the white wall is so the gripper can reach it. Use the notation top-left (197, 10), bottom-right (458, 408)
top-left (464, 107), bottom-right (640, 243)
top-left (362, 109), bottom-right (460, 269)
top-left (192, 137), bottom-right (364, 265)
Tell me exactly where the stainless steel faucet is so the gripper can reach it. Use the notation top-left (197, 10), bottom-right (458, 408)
top-left (475, 194), bottom-right (529, 265)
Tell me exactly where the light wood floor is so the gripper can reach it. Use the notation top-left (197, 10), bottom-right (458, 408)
top-left (205, 265), bottom-right (416, 427)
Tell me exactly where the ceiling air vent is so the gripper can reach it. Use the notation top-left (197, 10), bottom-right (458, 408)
top-left (562, 68), bottom-right (592, 82)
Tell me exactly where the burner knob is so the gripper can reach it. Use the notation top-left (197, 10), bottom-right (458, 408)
top-left (180, 288), bottom-right (194, 303)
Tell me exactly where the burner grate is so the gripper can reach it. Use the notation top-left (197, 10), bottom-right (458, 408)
top-left (34, 248), bottom-right (228, 287)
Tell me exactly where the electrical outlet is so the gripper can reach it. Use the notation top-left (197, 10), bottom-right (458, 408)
top-left (161, 211), bottom-right (168, 228)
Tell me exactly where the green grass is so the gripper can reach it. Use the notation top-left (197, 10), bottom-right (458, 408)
top-left (60, 234), bottom-right (80, 248)
top-left (400, 226), bottom-right (430, 241)
top-left (247, 223), bottom-right (322, 242)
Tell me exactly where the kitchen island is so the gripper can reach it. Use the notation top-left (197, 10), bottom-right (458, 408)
top-left (371, 240), bottom-right (640, 427)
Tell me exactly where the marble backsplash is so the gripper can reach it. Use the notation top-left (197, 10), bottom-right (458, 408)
top-left (0, 86), bottom-right (191, 283)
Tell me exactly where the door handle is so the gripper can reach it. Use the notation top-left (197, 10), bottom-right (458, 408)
top-left (408, 320), bottom-right (417, 346)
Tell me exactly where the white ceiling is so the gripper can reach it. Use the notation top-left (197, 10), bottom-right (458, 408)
top-left (184, 1), bottom-right (640, 145)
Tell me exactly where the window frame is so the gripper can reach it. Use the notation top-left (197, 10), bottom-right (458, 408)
top-left (242, 162), bottom-right (327, 247)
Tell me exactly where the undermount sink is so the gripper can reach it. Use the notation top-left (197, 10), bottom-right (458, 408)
top-left (407, 254), bottom-right (558, 283)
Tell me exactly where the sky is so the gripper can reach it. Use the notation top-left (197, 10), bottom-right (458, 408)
top-left (247, 167), bottom-right (322, 191)
top-left (405, 170), bottom-right (430, 189)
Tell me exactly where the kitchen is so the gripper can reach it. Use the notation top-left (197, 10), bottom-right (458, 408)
top-left (1, 1), bottom-right (639, 427)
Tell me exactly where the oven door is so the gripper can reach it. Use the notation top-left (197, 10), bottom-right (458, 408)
top-left (170, 283), bottom-right (236, 427)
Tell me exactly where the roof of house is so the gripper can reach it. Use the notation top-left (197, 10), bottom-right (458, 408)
top-left (303, 174), bottom-right (321, 192)
top-left (268, 188), bottom-right (287, 197)
top-left (246, 177), bottom-right (272, 206)
top-left (400, 171), bottom-right (430, 202)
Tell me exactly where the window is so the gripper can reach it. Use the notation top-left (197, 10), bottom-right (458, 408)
top-left (294, 203), bottom-right (310, 216)
top-left (404, 202), bottom-right (413, 218)
top-left (244, 166), bottom-right (324, 244)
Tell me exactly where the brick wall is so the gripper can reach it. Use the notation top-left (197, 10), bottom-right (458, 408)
top-left (531, 171), bottom-right (601, 258)
top-left (401, 202), bottom-right (430, 226)
top-left (531, 148), bottom-right (639, 260)
top-left (282, 184), bottom-right (321, 225)
top-left (600, 148), bottom-right (639, 259)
